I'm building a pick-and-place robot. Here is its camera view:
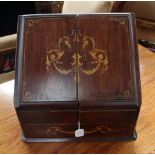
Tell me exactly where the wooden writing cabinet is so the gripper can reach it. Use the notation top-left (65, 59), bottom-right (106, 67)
top-left (14, 13), bottom-right (141, 142)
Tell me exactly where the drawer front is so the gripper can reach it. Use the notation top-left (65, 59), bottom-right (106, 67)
top-left (80, 110), bottom-right (138, 125)
top-left (79, 110), bottom-right (137, 138)
top-left (23, 124), bottom-right (77, 138)
top-left (81, 123), bottom-right (134, 138)
top-left (22, 123), bottom-right (134, 139)
top-left (17, 110), bottom-right (78, 125)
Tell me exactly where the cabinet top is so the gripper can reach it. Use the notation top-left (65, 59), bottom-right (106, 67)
top-left (14, 14), bottom-right (141, 109)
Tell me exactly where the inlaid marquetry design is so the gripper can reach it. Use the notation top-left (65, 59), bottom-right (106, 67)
top-left (25, 20), bottom-right (41, 34)
top-left (38, 125), bottom-right (112, 135)
top-left (117, 81), bottom-right (133, 98)
top-left (109, 17), bottom-right (127, 25)
top-left (46, 30), bottom-right (108, 81)
top-left (23, 82), bottom-right (50, 100)
top-left (108, 17), bottom-right (129, 34)
top-left (23, 18), bottom-right (133, 101)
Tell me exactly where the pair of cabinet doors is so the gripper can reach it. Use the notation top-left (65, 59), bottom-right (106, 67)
top-left (15, 13), bottom-right (140, 107)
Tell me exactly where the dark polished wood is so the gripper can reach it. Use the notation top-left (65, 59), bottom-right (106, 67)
top-left (14, 13), bottom-right (141, 142)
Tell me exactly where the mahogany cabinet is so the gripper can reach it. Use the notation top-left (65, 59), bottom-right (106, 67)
top-left (14, 13), bottom-right (141, 142)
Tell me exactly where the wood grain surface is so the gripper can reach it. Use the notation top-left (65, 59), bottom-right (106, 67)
top-left (77, 15), bottom-right (133, 101)
top-left (22, 16), bottom-right (77, 102)
top-left (0, 44), bottom-right (155, 153)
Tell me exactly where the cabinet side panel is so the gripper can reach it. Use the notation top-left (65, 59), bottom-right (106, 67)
top-left (14, 15), bottom-right (25, 107)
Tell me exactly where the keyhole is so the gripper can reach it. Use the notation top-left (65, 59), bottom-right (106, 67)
top-left (83, 54), bottom-right (86, 60)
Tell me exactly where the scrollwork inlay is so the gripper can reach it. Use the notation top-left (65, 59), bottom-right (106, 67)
top-left (23, 19), bottom-right (133, 100)
top-left (46, 30), bottom-right (108, 81)
top-left (38, 125), bottom-right (112, 135)
top-left (117, 81), bottom-right (133, 98)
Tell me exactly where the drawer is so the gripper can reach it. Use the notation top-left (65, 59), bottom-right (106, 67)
top-left (22, 123), bottom-right (134, 139)
top-left (80, 110), bottom-right (138, 125)
top-left (81, 123), bottom-right (134, 138)
top-left (17, 110), bottom-right (78, 125)
top-left (23, 124), bottom-right (77, 138)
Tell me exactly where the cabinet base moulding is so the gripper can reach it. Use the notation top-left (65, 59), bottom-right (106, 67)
top-left (21, 130), bottom-right (137, 142)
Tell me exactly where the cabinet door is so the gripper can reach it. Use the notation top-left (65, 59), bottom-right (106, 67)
top-left (15, 15), bottom-right (78, 109)
top-left (77, 14), bottom-right (140, 110)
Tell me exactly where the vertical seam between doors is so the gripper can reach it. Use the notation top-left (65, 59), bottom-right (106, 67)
top-left (75, 14), bottom-right (80, 127)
